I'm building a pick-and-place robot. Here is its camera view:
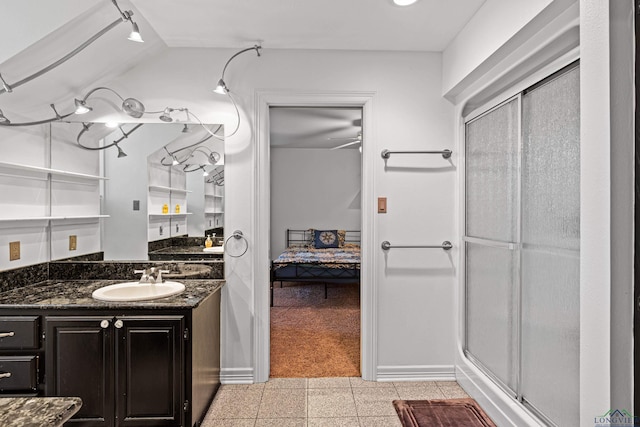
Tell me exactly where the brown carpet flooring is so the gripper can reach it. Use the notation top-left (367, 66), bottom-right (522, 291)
top-left (270, 281), bottom-right (360, 378)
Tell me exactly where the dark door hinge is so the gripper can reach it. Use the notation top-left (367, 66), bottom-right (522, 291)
top-left (183, 400), bottom-right (190, 412)
top-left (183, 328), bottom-right (189, 341)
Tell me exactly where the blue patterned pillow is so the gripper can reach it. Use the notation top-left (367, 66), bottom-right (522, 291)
top-left (313, 230), bottom-right (340, 248)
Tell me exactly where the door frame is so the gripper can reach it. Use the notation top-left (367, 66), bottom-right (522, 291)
top-left (253, 90), bottom-right (377, 382)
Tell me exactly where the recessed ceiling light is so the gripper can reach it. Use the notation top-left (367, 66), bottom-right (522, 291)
top-left (393, 0), bottom-right (419, 5)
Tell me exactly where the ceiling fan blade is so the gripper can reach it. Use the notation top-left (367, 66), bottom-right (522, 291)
top-left (331, 140), bottom-right (361, 150)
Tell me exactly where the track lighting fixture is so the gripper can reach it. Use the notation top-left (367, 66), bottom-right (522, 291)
top-left (0, 74), bottom-right (12, 93)
top-left (111, 0), bottom-right (144, 43)
top-left (213, 45), bottom-right (262, 95)
top-left (73, 87), bottom-right (145, 118)
top-left (0, 109), bottom-right (10, 124)
top-left (159, 108), bottom-right (174, 122)
top-left (115, 143), bottom-right (127, 158)
top-left (182, 124), bottom-right (190, 133)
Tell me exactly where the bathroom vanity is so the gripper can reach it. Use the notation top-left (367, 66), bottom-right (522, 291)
top-left (0, 279), bottom-right (223, 427)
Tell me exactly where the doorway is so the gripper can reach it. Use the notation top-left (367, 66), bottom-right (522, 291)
top-left (253, 91), bottom-right (377, 382)
top-left (268, 106), bottom-right (363, 377)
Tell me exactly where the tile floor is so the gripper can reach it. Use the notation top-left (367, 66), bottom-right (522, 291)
top-left (201, 377), bottom-right (470, 426)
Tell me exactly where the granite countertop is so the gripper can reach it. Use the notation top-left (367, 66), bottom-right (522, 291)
top-left (0, 397), bottom-right (82, 427)
top-left (0, 279), bottom-right (224, 310)
top-left (149, 245), bottom-right (219, 254)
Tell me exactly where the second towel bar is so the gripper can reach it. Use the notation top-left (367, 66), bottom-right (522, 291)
top-left (381, 241), bottom-right (452, 251)
top-left (381, 149), bottom-right (452, 159)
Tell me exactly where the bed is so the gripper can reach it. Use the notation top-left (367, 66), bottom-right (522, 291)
top-left (270, 229), bottom-right (361, 306)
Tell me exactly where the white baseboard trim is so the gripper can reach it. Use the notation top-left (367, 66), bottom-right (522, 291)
top-left (220, 367), bottom-right (255, 384)
top-left (456, 361), bottom-right (542, 426)
top-left (376, 365), bottom-right (456, 382)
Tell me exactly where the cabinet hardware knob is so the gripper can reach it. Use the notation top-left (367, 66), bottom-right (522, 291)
top-left (100, 320), bottom-right (110, 329)
top-left (0, 332), bottom-right (15, 338)
top-left (0, 372), bottom-right (12, 379)
top-left (114, 320), bottom-right (124, 329)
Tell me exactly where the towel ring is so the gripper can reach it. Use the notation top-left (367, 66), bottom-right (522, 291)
top-left (225, 230), bottom-right (249, 258)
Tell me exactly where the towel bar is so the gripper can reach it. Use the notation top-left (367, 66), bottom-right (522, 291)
top-left (381, 149), bottom-right (452, 159)
top-left (381, 241), bottom-right (452, 251)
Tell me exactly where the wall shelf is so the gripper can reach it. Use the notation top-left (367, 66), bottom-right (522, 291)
top-left (0, 215), bottom-right (110, 222)
top-left (0, 161), bottom-right (107, 180)
top-left (149, 212), bottom-right (192, 217)
top-left (148, 185), bottom-right (192, 194)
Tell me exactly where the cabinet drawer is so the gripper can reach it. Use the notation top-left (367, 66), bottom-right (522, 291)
top-left (0, 355), bottom-right (38, 392)
top-left (0, 316), bottom-right (39, 349)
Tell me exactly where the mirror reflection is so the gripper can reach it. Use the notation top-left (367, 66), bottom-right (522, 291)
top-left (51, 122), bottom-right (224, 261)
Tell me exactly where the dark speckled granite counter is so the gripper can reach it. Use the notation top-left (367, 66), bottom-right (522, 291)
top-left (0, 397), bottom-right (82, 426)
top-left (0, 280), bottom-right (223, 309)
top-left (148, 246), bottom-right (223, 261)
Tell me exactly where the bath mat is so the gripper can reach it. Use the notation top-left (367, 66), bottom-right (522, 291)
top-left (393, 398), bottom-right (496, 427)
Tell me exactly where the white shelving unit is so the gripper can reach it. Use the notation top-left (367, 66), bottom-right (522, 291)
top-left (0, 215), bottom-right (110, 222)
top-left (0, 161), bottom-right (108, 181)
top-left (204, 180), bottom-right (224, 230)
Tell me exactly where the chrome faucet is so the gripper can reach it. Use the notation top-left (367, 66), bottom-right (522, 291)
top-left (134, 267), bottom-right (170, 284)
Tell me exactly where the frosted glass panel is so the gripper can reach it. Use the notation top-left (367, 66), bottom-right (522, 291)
top-left (466, 243), bottom-right (516, 390)
top-left (465, 99), bottom-right (518, 242)
top-left (521, 249), bottom-right (579, 427)
top-left (522, 67), bottom-right (580, 250)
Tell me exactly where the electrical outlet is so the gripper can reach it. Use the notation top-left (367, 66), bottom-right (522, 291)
top-left (9, 241), bottom-right (20, 261)
top-left (69, 235), bottom-right (77, 251)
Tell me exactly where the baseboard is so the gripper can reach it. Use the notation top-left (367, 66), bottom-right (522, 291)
top-left (376, 365), bottom-right (456, 382)
top-left (456, 361), bottom-right (542, 426)
top-left (220, 367), bottom-right (255, 384)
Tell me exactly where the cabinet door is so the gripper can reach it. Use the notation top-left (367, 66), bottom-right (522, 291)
top-left (45, 316), bottom-right (115, 427)
top-left (115, 316), bottom-right (184, 427)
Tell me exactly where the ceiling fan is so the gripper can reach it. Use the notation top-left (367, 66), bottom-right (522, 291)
top-left (328, 132), bottom-right (362, 150)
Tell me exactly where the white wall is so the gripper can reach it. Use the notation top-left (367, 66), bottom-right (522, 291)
top-left (270, 148), bottom-right (361, 256)
top-left (108, 47), bottom-right (456, 381)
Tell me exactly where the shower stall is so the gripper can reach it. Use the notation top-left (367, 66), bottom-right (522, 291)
top-left (462, 63), bottom-right (580, 427)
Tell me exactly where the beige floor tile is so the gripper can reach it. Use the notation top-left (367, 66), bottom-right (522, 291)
top-left (352, 388), bottom-right (399, 417)
top-left (349, 377), bottom-right (394, 388)
top-left (358, 416), bottom-right (402, 427)
top-left (265, 377), bottom-right (308, 389)
top-left (254, 418), bottom-right (306, 427)
top-left (308, 417), bottom-right (360, 427)
top-left (391, 381), bottom-right (439, 388)
top-left (201, 418), bottom-right (257, 427)
top-left (257, 389), bottom-right (307, 418)
top-left (221, 383), bottom-right (266, 391)
top-left (308, 388), bottom-right (358, 418)
top-left (395, 385), bottom-right (446, 400)
top-left (207, 389), bottom-right (263, 419)
top-left (439, 385), bottom-right (470, 399)
top-left (308, 377), bottom-right (352, 388)
top-left (435, 380), bottom-right (459, 387)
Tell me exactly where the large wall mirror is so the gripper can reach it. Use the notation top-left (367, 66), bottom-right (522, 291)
top-left (50, 121), bottom-right (224, 261)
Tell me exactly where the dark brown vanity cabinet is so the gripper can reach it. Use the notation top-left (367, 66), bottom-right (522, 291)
top-left (45, 315), bottom-right (185, 427)
top-left (0, 316), bottom-right (41, 395)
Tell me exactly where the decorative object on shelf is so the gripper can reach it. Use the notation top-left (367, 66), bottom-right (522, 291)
top-left (175, 204), bottom-right (180, 214)
top-left (213, 45), bottom-right (262, 137)
top-left (205, 235), bottom-right (213, 248)
top-left (162, 204), bottom-right (169, 214)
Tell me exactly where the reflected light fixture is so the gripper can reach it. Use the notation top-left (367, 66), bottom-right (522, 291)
top-left (159, 108), bottom-right (173, 122)
top-left (74, 99), bottom-right (92, 115)
top-left (393, 0), bottom-right (419, 5)
top-left (115, 143), bottom-right (127, 158)
top-left (213, 45), bottom-right (262, 95)
top-left (182, 124), bottom-right (190, 133)
top-left (0, 109), bottom-right (10, 124)
top-left (105, 121), bottom-right (119, 128)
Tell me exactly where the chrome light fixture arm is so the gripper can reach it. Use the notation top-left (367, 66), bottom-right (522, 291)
top-left (219, 45), bottom-right (262, 86)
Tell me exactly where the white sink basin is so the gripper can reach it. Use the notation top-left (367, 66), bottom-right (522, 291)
top-left (203, 246), bottom-right (223, 254)
top-left (92, 281), bottom-right (186, 302)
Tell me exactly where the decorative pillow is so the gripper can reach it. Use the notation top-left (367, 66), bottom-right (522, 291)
top-left (313, 230), bottom-right (340, 248)
top-left (337, 230), bottom-right (346, 247)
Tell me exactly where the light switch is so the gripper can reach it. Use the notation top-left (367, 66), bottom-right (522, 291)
top-left (378, 197), bottom-right (387, 213)
top-left (69, 235), bottom-right (77, 251)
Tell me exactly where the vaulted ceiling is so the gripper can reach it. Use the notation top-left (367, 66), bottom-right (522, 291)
top-left (0, 0), bottom-right (485, 142)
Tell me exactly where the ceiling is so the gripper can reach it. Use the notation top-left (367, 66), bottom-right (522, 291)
top-left (131, 0), bottom-right (486, 51)
top-left (0, 0), bottom-right (486, 137)
top-left (270, 107), bottom-right (363, 149)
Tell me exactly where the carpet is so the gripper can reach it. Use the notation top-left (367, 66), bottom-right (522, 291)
top-left (393, 398), bottom-right (497, 427)
top-left (270, 281), bottom-right (360, 378)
